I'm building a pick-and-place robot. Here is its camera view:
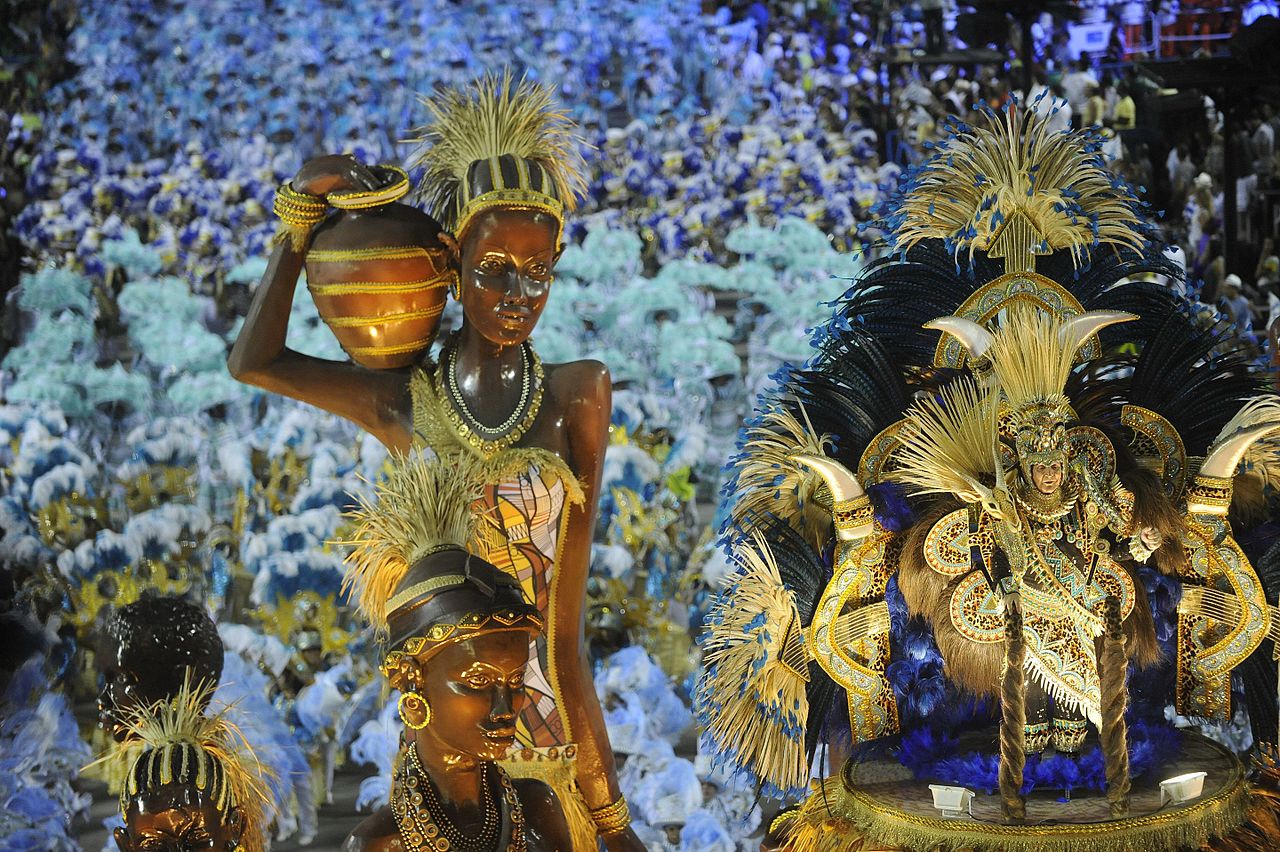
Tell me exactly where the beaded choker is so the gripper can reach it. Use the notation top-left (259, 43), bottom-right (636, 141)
top-left (435, 334), bottom-right (544, 456)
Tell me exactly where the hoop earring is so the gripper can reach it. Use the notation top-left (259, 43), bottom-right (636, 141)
top-left (449, 273), bottom-right (461, 300)
top-left (398, 691), bottom-right (432, 730)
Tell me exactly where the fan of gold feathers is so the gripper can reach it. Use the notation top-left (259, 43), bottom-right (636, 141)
top-left (893, 102), bottom-right (1146, 268)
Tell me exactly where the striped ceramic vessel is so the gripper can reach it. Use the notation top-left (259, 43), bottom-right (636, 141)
top-left (305, 202), bottom-right (453, 369)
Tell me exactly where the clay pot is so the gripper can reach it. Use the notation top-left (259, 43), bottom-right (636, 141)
top-left (304, 202), bottom-right (453, 369)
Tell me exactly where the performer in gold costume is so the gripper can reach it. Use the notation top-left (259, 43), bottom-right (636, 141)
top-left (699, 104), bottom-right (1280, 851)
top-left (229, 74), bottom-right (637, 848)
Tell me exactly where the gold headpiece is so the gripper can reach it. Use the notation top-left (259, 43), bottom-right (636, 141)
top-left (341, 451), bottom-right (487, 634)
top-left (111, 677), bottom-right (271, 852)
top-left (341, 451), bottom-right (542, 661)
top-left (986, 308), bottom-right (1078, 466)
top-left (407, 71), bottom-right (587, 242)
top-left (894, 104), bottom-right (1146, 271)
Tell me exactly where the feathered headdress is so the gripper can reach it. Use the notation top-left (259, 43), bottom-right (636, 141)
top-left (340, 450), bottom-right (488, 635)
top-left (407, 71), bottom-right (588, 239)
top-left (341, 450), bottom-right (541, 666)
top-left (110, 677), bottom-right (271, 852)
top-left (889, 102), bottom-right (1147, 270)
top-left (888, 375), bottom-right (997, 503)
top-left (986, 307), bottom-right (1079, 429)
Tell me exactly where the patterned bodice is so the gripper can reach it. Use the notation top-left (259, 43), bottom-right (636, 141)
top-left (409, 368), bottom-right (584, 748)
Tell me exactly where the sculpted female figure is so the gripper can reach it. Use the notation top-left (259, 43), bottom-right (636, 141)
top-left (228, 76), bottom-right (637, 848)
top-left (342, 452), bottom-right (573, 851)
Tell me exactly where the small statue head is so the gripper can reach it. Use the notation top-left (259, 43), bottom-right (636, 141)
top-left (112, 682), bottom-right (265, 852)
top-left (99, 596), bottom-right (223, 742)
top-left (115, 770), bottom-right (245, 852)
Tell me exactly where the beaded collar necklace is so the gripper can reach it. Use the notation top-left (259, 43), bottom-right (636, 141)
top-left (435, 333), bottom-right (545, 456)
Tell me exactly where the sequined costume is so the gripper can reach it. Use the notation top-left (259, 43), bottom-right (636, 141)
top-left (696, 104), bottom-right (1280, 851)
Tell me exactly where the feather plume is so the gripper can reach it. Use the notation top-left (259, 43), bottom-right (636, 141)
top-left (725, 407), bottom-right (833, 550)
top-left (339, 451), bottom-right (488, 634)
top-left (986, 307), bottom-right (1078, 416)
top-left (696, 531), bottom-right (811, 798)
top-left (102, 675), bottom-right (272, 852)
top-left (407, 70), bottom-right (587, 228)
top-left (889, 376), bottom-right (997, 501)
top-left (893, 104), bottom-right (1146, 267)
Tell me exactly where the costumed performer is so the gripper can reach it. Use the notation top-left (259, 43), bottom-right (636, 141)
top-left (341, 450), bottom-right (572, 851)
top-left (699, 102), bottom-right (1280, 851)
top-left (229, 72), bottom-right (635, 848)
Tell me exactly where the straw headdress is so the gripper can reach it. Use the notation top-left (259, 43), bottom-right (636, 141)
top-left (407, 71), bottom-right (588, 240)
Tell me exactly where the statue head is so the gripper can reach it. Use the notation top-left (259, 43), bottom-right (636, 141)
top-left (381, 548), bottom-right (541, 762)
top-left (409, 72), bottom-right (585, 348)
top-left (99, 596), bottom-right (223, 742)
top-left (112, 681), bottom-right (267, 852)
top-left (343, 450), bottom-right (542, 763)
top-left (443, 206), bottom-right (561, 348)
top-left (115, 778), bottom-right (245, 852)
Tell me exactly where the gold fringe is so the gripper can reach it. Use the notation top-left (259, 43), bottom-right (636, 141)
top-left (339, 451), bottom-right (488, 634)
top-left (782, 755), bottom-right (1252, 852)
top-left (727, 406), bottom-right (834, 550)
top-left (499, 751), bottom-right (597, 850)
top-left (406, 70), bottom-right (587, 232)
top-left (1209, 744), bottom-right (1280, 851)
top-left (896, 104), bottom-right (1146, 268)
top-left (272, 222), bottom-right (313, 253)
top-left (888, 375), bottom-right (997, 502)
top-left (698, 532), bottom-right (810, 794)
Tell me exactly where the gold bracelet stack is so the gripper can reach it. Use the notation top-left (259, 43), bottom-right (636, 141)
top-left (328, 165), bottom-right (411, 210)
top-left (589, 795), bottom-right (631, 837)
top-left (273, 183), bottom-right (328, 251)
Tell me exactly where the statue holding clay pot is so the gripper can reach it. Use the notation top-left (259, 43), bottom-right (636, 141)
top-left (228, 73), bottom-right (640, 849)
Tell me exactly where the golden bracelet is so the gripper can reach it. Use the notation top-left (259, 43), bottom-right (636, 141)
top-left (328, 165), bottom-right (410, 210)
top-left (273, 183), bottom-right (327, 229)
top-left (589, 796), bottom-right (631, 836)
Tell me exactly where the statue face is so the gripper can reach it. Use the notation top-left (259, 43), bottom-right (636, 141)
top-left (417, 631), bottom-right (530, 762)
top-left (455, 208), bottom-right (560, 348)
top-left (114, 784), bottom-right (244, 852)
top-left (1030, 460), bottom-right (1064, 495)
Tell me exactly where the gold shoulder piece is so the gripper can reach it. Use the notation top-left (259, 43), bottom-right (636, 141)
top-left (1121, 404), bottom-right (1187, 497)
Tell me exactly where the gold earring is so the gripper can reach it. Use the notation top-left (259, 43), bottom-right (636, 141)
top-left (448, 272), bottom-right (461, 300)
top-left (398, 691), bottom-right (432, 729)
